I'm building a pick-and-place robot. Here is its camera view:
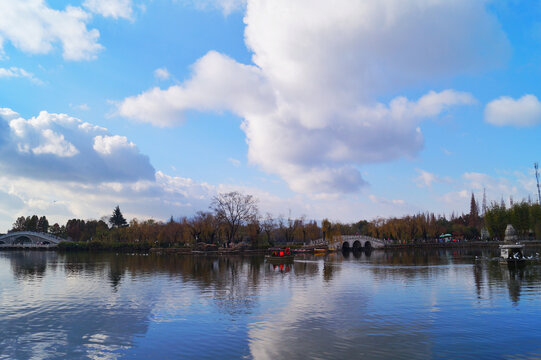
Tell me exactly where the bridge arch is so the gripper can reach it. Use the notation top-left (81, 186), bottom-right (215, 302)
top-left (327, 235), bottom-right (386, 250)
top-left (14, 236), bottom-right (32, 245)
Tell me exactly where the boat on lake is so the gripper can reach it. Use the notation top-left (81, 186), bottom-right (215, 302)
top-left (265, 247), bottom-right (294, 264)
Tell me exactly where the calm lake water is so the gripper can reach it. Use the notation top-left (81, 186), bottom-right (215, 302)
top-left (1, 249), bottom-right (541, 359)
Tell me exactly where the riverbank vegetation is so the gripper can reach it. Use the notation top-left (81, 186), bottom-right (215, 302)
top-left (355, 196), bottom-right (541, 243)
top-left (7, 192), bottom-right (541, 249)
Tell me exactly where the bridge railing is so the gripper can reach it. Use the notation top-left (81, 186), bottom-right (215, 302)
top-left (338, 235), bottom-right (385, 243)
top-left (0, 243), bottom-right (56, 248)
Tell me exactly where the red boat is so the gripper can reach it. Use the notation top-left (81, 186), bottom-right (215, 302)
top-left (265, 247), bottom-right (294, 263)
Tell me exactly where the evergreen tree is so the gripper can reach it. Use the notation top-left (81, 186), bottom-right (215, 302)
top-left (109, 205), bottom-right (128, 228)
top-left (66, 219), bottom-right (85, 241)
top-left (482, 188), bottom-right (487, 216)
top-left (50, 223), bottom-right (63, 237)
top-left (25, 215), bottom-right (39, 232)
top-left (37, 216), bottom-right (49, 233)
top-left (469, 193), bottom-right (479, 227)
top-left (12, 216), bottom-right (26, 232)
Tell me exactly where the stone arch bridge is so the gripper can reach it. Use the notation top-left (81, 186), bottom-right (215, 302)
top-left (313, 235), bottom-right (386, 250)
top-left (0, 231), bottom-right (67, 247)
top-left (337, 235), bottom-right (386, 250)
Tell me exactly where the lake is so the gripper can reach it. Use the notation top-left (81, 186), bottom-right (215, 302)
top-left (1, 248), bottom-right (541, 359)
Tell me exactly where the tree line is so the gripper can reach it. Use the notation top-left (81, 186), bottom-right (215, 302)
top-left (10, 192), bottom-right (541, 247)
top-left (8, 193), bottom-right (323, 247)
top-left (349, 195), bottom-right (541, 243)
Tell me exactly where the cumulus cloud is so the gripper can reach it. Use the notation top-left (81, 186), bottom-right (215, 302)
top-left (154, 67), bottom-right (171, 80)
top-left (462, 172), bottom-right (518, 197)
top-left (0, 0), bottom-right (102, 60)
top-left (83, 0), bottom-right (133, 19)
top-left (93, 135), bottom-right (135, 155)
top-left (0, 67), bottom-right (41, 83)
top-left (484, 94), bottom-right (541, 127)
top-left (32, 129), bottom-right (79, 157)
top-left (0, 108), bottom-right (155, 183)
top-left (415, 169), bottom-right (437, 188)
top-left (0, 169), bottom-right (303, 233)
top-left (118, 51), bottom-right (274, 126)
top-left (119, 58), bottom-right (473, 194)
top-left (118, 0), bottom-right (507, 195)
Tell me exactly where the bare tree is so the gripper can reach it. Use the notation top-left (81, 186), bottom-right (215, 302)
top-left (261, 213), bottom-right (276, 246)
top-left (278, 214), bottom-right (298, 243)
top-left (211, 191), bottom-right (258, 245)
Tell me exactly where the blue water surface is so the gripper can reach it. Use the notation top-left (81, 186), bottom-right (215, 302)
top-left (1, 249), bottom-right (541, 359)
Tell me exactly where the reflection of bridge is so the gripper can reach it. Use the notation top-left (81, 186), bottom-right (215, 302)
top-left (312, 235), bottom-right (386, 250)
top-left (0, 231), bottom-right (68, 248)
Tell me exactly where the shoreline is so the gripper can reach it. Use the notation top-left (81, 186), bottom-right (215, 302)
top-left (3, 241), bottom-right (541, 253)
top-left (383, 240), bottom-right (541, 250)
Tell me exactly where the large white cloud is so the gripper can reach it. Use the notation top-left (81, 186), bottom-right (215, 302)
top-left (118, 51), bottom-right (275, 126)
top-left (0, 108), bottom-right (155, 183)
top-left (484, 94), bottom-right (541, 127)
top-left (243, 0), bottom-right (507, 103)
top-left (0, 0), bottom-right (102, 60)
top-left (118, 0), bottom-right (507, 195)
top-left (0, 109), bottom-right (385, 232)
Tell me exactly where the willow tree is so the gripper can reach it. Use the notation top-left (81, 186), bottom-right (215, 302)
top-left (211, 192), bottom-right (258, 245)
top-left (484, 202), bottom-right (508, 240)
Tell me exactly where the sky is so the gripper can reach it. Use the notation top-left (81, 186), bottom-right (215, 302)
top-left (1, 0), bottom-right (541, 231)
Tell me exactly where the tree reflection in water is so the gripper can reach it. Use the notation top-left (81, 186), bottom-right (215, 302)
top-left (2, 248), bottom-right (541, 359)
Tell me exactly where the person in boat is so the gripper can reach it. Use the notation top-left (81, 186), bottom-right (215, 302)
top-left (268, 247), bottom-right (292, 257)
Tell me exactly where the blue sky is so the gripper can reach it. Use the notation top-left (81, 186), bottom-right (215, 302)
top-left (1, 0), bottom-right (541, 231)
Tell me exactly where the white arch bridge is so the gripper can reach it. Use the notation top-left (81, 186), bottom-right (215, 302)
top-left (329, 235), bottom-right (387, 250)
top-left (0, 231), bottom-right (68, 248)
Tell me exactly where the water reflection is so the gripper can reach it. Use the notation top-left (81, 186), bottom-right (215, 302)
top-left (1, 249), bottom-right (541, 359)
top-left (5, 250), bottom-right (50, 281)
